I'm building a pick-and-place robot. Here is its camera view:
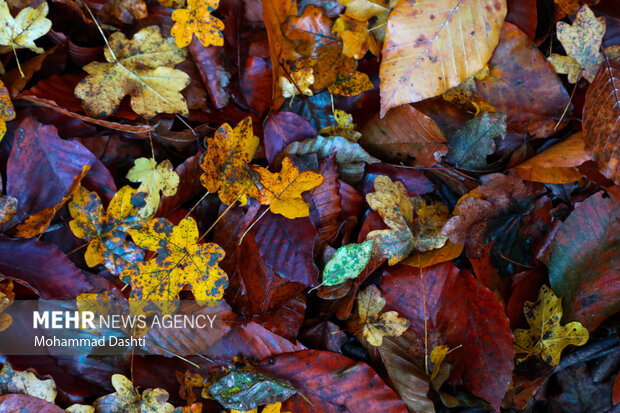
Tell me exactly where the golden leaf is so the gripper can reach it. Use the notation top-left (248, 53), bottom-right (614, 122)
top-left (249, 157), bottom-right (323, 219)
top-left (319, 109), bottom-right (362, 142)
top-left (0, 0), bottom-right (51, 54)
top-left (328, 71), bottom-right (374, 97)
top-left (93, 374), bottom-right (174, 412)
top-left (514, 285), bottom-right (589, 366)
top-left (74, 26), bottom-right (190, 118)
top-left (171, 0), bottom-right (225, 48)
top-left (279, 67), bottom-right (314, 98)
top-left (199, 117), bottom-right (259, 206)
top-left (127, 158), bottom-right (180, 218)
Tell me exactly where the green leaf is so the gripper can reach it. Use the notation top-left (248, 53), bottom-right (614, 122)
top-left (445, 112), bottom-right (506, 170)
top-left (323, 240), bottom-right (373, 286)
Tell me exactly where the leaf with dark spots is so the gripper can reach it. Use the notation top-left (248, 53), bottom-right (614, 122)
top-left (257, 350), bottom-right (409, 412)
top-left (7, 117), bottom-right (96, 220)
top-left (545, 188), bottom-right (620, 331)
top-left (380, 263), bottom-right (514, 411)
top-left (0, 235), bottom-right (92, 299)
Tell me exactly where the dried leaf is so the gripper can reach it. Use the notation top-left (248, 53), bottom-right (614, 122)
top-left (327, 71), bottom-right (373, 96)
top-left (74, 26), bottom-right (190, 117)
top-left (279, 67), bottom-right (314, 98)
top-left (356, 285), bottom-right (409, 346)
top-left (379, 0), bottom-right (507, 116)
top-left (171, 0), bottom-right (224, 48)
top-left (0, 80), bottom-right (15, 142)
top-left (332, 15), bottom-right (379, 59)
top-left (127, 158), bottom-right (180, 218)
top-left (514, 285), bottom-right (589, 366)
top-left (0, 362), bottom-right (56, 402)
top-left (200, 117), bottom-right (259, 206)
top-left (93, 374), bottom-right (174, 413)
top-left (249, 157), bottom-right (323, 219)
top-left (319, 109), bottom-right (362, 142)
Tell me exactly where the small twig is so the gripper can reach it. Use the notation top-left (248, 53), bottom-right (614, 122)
top-left (555, 73), bottom-right (582, 131)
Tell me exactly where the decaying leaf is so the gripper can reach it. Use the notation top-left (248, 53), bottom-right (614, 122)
top-left (279, 68), bottom-right (314, 98)
top-left (556, 5), bottom-right (605, 82)
top-left (0, 362), bottom-right (56, 403)
top-left (514, 285), bottom-right (589, 366)
top-left (280, 135), bottom-right (379, 182)
top-left (68, 185), bottom-right (146, 275)
top-left (0, 279), bottom-right (13, 332)
top-left (124, 216), bottom-right (228, 307)
top-left (379, 0), bottom-right (507, 116)
top-left (93, 374), bottom-right (174, 412)
top-left (200, 117), bottom-right (259, 206)
top-left (0, 80), bottom-right (14, 142)
top-left (127, 158), bottom-right (180, 218)
top-left (0, 0), bottom-right (51, 54)
top-left (206, 371), bottom-right (296, 411)
top-left (356, 284), bottom-right (409, 346)
top-left (249, 157), bottom-right (323, 219)
top-left (74, 26), bottom-right (190, 118)
top-left (171, 0), bottom-right (225, 48)
top-left (327, 71), bottom-right (374, 96)
top-left (322, 240), bottom-right (373, 286)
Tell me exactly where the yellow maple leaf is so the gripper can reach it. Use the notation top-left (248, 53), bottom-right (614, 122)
top-left (356, 285), bottom-right (409, 347)
top-left (94, 374), bottom-right (174, 412)
top-left (0, 0), bottom-right (51, 54)
top-left (68, 185), bottom-right (146, 275)
top-left (0, 80), bottom-right (15, 142)
top-left (249, 157), bottom-right (323, 219)
top-left (17, 165), bottom-right (91, 237)
top-left (127, 157), bottom-right (179, 218)
top-left (279, 67), bottom-right (314, 99)
top-left (200, 117), bottom-right (259, 206)
top-left (319, 109), bottom-right (362, 142)
top-left (514, 285), bottom-right (589, 366)
top-left (332, 15), bottom-right (379, 59)
top-left (171, 0), bottom-right (225, 48)
top-left (124, 217), bottom-right (228, 309)
top-left (365, 176), bottom-right (449, 265)
top-left (74, 26), bottom-right (190, 118)
top-left (548, 54), bottom-right (582, 84)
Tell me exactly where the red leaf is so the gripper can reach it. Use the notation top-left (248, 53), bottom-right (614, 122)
top-left (0, 394), bottom-right (64, 412)
top-left (257, 350), bottom-right (408, 413)
top-left (309, 154), bottom-right (342, 248)
top-left (380, 263), bottom-right (514, 411)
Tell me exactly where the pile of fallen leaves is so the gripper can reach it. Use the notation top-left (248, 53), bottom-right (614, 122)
top-left (0, 0), bottom-right (619, 411)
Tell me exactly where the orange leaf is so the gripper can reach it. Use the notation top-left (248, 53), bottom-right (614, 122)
top-left (171, 0), bottom-right (225, 48)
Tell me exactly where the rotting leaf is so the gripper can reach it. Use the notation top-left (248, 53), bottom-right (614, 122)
top-left (126, 158), bottom-right (180, 218)
top-left (93, 374), bottom-right (174, 413)
top-left (513, 285), bottom-right (589, 366)
top-left (322, 240), bottom-right (373, 286)
top-left (0, 362), bottom-right (56, 403)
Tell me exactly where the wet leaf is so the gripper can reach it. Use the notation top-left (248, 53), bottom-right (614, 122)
top-left (171, 0), bottom-right (225, 48)
top-left (74, 26), bottom-right (190, 117)
top-left (0, 362), bottom-right (56, 402)
top-left (93, 374), bottom-right (174, 413)
top-left (0, 0), bottom-right (51, 54)
top-left (279, 67), bottom-right (314, 98)
top-left (514, 285), bottom-right (589, 366)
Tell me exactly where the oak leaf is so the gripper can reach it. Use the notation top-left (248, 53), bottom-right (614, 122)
top-left (357, 284), bottom-right (409, 346)
top-left (74, 26), bottom-right (190, 118)
top-left (380, 0), bottom-right (507, 116)
top-left (127, 158), bottom-right (180, 218)
top-left (249, 157), bottom-right (323, 219)
top-left (0, 0), bottom-right (51, 54)
top-left (171, 0), bottom-right (225, 48)
top-left (200, 117), bottom-right (259, 206)
top-left (322, 240), bottom-right (373, 286)
top-left (514, 285), bottom-right (588, 366)
top-left (124, 217), bottom-right (228, 307)
top-left (93, 374), bottom-right (174, 413)
top-left (68, 185), bottom-right (146, 275)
